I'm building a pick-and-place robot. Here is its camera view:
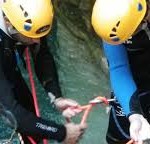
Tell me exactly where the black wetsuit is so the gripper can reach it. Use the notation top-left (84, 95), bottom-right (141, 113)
top-left (0, 29), bottom-right (66, 143)
top-left (106, 26), bottom-right (150, 144)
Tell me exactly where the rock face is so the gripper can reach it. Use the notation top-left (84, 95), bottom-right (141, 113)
top-left (50, 0), bottom-right (110, 98)
top-left (47, 1), bottom-right (110, 144)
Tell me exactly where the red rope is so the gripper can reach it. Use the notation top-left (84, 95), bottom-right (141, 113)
top-left (25, 47), bottom-right (48, 144)
top-left (79, 96), bottom-right (134, 144)
top-left (27, 137), bottom-right (37, 144)
top-left (80, 104), bottom-right (92, 125)
top-left (96, 96), bottom-right (109, 105)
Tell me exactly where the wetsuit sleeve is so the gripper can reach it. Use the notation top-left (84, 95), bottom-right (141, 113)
top-left (32, 37), bottom-right (62, 98)
top-left (0, 52), bottom-right (66, 142)
top-left (103, 42), bottom-right (137, 115)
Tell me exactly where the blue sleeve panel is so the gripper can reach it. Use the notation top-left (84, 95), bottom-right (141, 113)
top-left (103, 42), bottom-right (137, 115)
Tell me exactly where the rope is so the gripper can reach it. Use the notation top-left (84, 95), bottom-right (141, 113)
top-left (25, 47), bottom-right (48, 144)
top-left (79, 96), bottom-right (110, 125)
top-left (96, 96), bottom-right (109, 105)
top-left (25, 48), bottom-right (40, 116)
top-left (79, 96), bottom-right (134, 144)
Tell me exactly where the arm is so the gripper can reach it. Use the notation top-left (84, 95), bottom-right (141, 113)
top-left (103, 42), bottom-right (137, 115)
top-left (103, 41), bottom-right (150, 143)
top-left (31, 39), bottom-right (82, 118)
top-left (0, 51), bottom-right (66, 142)
top-left (31, 37), bottom-right (62, 99)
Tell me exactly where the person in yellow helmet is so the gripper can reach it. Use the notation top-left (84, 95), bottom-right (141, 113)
top-left (0, 0), bottom-right (87, 143)
top-left (92, 0), bottom-right (150, 143)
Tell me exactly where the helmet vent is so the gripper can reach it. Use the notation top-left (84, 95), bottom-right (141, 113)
top-left (110, 32), bottom-right (120, 41)
top-left (137, 3), bottom-right (143, 11)
top-left (24, 12), bottom-right (28, 17)
top-left (19, 5), bottom-right (28, 18)
top-left (112, 28), bottom-right (117, 32)
top-left (20, 5), bottom-right (24, 11)
top-left (109, 21), bottom-right (121, 42)
top-left (110, 34), bottom-right (117, 37)
top-left (36, 25), bottom-right (50, 34)
top-left (116, 21), bottom-right (120, 27)
top-left (25, 19), bottom-right (32, 24)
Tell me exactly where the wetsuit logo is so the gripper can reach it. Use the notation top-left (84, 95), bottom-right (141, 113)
top-left (36, 122), bottom-right (58, 133)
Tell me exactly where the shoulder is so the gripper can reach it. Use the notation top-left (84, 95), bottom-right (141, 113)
top-left (103, 41), bottom-right (125, 49)
top-left (103, 41), bottom-right (127, 55)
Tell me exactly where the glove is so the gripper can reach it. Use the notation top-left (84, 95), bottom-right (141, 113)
top-left (54, 98), bottom-right (82, 118)
top-left (62, 122), bottom-right (87, 144)
top-left (129, 114), bottom-right (150, 144)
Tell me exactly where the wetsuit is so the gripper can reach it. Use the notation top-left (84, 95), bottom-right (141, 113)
top-left (0, 26), bottom-right (66, 143)
top-left (103, 24), bottom-right (150, 144)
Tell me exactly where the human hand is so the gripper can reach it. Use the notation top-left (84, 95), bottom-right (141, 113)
top-left (128, 139), bottom-right (150, 144)
top-left (129, 114), bottom-right (150, 144)
top-left (54, 98), bottom-right (82, 118)
top-left (62, 122), bottom-right (87, 144)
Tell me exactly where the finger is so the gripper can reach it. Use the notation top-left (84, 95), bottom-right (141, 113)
top-left (64, 99), bottom-right (79, 107)
top-left (79, 128), bottom-right (86, 135)
top-left (79, 123), bottom-right (87, 129)
top-left (63, 109), bottom-right (76, 118)
top-left (66, 117), bottom-right (71, 123)
top-left (126, 139), bottom-right (134, 144)
top-left (72, 108), bottom-right (82, 113)
top-left (80, 129), bottom-right (85, 136)
top-left (133, 142), bottom-right (138, 144)
top-left (63, 113), bottom-right (75, 118)
top-left (65, 107), bottom-right (82, 116)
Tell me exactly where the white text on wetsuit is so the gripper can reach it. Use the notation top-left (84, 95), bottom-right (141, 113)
top-left (36, 122), bottom-right (58, 133)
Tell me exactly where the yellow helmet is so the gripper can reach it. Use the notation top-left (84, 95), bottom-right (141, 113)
top-left (91, 0), bottom-right (147, 45)
top-left (2, 0), bottom-right (54, 38)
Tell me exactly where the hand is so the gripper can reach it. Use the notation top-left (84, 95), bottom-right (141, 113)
top-left (54, 98), bottom-right (82, 118)
top-left (129, 114), bottom-right (150, 144)
top-left (62, 122), bottom-right (87, 144)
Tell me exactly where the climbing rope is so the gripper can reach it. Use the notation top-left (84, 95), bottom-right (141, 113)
top-left (25, 47), bottom-right (48, 144)
top-left (76, 96), bottom-right (135, 144)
